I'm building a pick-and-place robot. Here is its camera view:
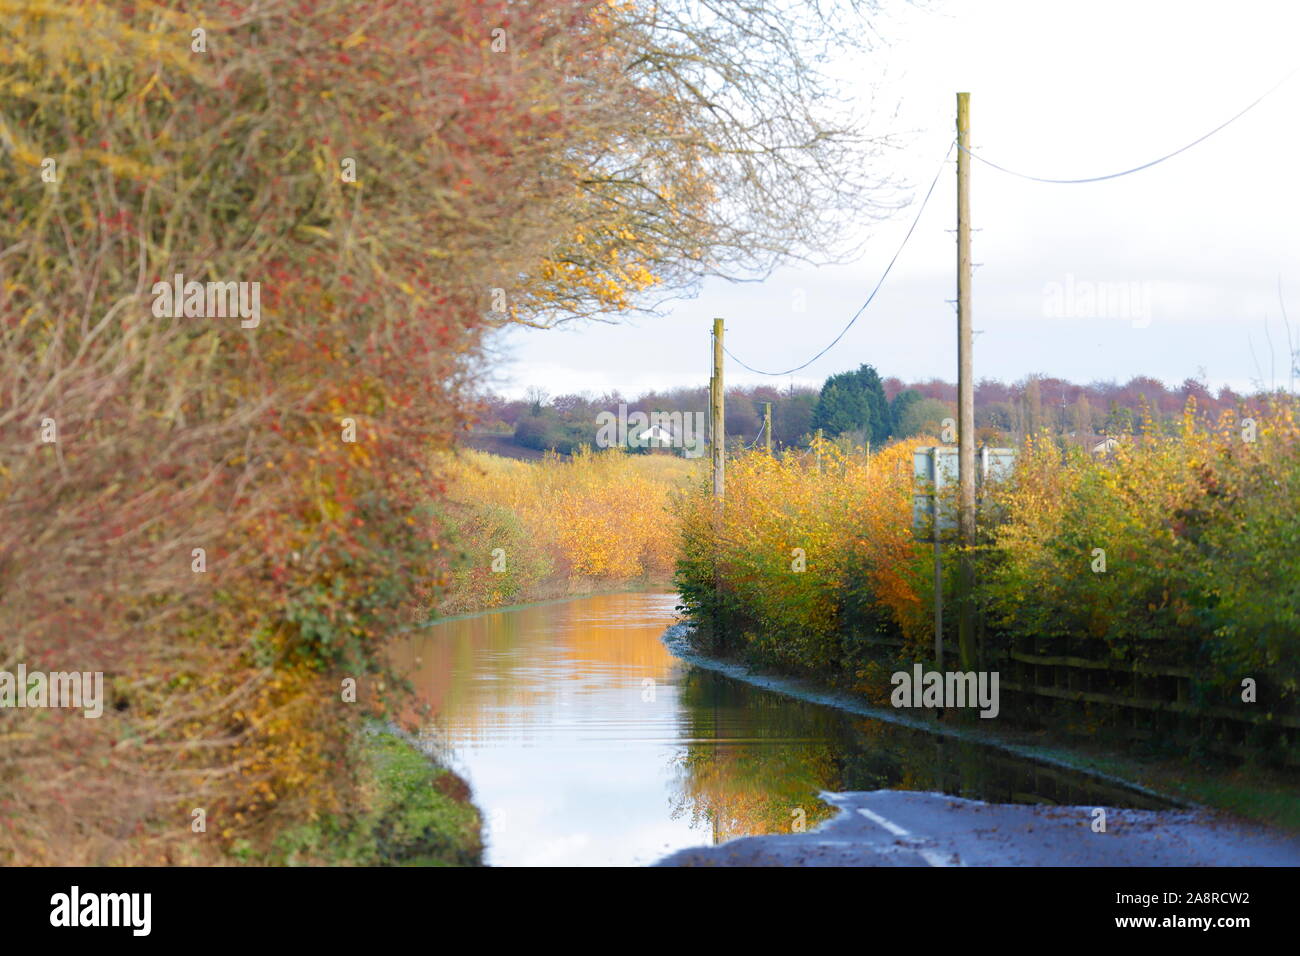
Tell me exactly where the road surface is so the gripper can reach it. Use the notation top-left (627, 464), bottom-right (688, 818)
top-left (654, 790), bottom-right (1300, 866)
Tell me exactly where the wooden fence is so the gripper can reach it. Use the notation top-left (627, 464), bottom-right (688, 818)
top-left (857, 630), bottom-right (1300, 767)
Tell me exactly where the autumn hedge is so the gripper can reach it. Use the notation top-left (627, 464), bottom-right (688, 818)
top-left (674, 405), bottom-right (1300, 754)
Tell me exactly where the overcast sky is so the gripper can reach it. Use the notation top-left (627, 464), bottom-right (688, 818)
top-left (484, 0), bottom-right (1300, 400)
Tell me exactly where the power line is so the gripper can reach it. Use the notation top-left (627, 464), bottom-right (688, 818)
top-left (722, 66), bottom-right (1298, 378)
top-left (723, 141), bottom-right (955, 377)
top-left (959, 64), bottom-right (1300, 184)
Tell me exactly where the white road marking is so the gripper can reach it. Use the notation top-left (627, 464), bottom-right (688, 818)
top-left (856, 806), bottom-right (958, 867)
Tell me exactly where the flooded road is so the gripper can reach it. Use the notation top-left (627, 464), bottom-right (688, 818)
top-left (393, 591), bottom-right (1171, 867)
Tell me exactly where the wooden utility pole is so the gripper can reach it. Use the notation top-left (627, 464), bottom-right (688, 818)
top-left (762, 402), bottom-right (773, 454)
top-left (711, 318), bottom-right (725, 499)
top-left (956, 92), bottom-right (977, 674)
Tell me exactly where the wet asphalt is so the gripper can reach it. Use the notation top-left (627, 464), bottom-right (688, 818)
top-left (654, 790), bottom-right (1300, 867)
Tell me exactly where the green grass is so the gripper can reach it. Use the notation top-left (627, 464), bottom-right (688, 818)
top-left (893, 717), bottom-right (1300, 832)
top-left (267, 722), bottom-right (483, 866)
top-left (1061, 748), bottom-right (1300, 831)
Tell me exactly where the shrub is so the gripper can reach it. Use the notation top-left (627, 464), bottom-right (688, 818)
top-left (434, 448), bottom-right (698, 614)
top-left (675, 403), bottom-right (1300, 726)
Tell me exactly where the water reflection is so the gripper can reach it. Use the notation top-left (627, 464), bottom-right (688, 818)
top-left (392, 592), bottom-right (1169, 867)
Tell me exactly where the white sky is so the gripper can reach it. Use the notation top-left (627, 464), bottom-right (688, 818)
top-left (486, 0), bottom-right (1300, 400)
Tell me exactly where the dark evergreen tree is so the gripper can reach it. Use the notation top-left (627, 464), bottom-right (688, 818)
top-left (812, 364), bottom-right (890, 442)
top-left (888, 388), bottom-right (923, 437)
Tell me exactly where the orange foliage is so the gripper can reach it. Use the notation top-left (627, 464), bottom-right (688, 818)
top-left (674, 438), bottom-right (930, 676)
top-left (435, 448), bottom-right (700, 614)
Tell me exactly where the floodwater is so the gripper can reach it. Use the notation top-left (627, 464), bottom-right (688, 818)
top-left (392, 591), bottom-right (1170, 867)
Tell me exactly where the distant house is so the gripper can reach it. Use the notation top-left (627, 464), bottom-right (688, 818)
top-left (636, 423), bottom-right (678, 454)
top-left (637, 423), bottom-right (674, 443)
top-left (1062, 432), bottom-right (1122, 458)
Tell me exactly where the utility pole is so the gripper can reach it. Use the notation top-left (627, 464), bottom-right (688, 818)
top-left (956, 91), bottom-right (977, 675)
top-left (763, 402), bottom-right (773, 454)
top-left (711, 318), bottom-right (725, 499)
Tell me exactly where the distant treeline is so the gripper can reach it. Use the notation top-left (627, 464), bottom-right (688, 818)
top-left (477, 369), bottom-right (1273, 455)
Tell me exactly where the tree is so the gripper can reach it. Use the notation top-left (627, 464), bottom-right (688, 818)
top-left (1022, 376), bottom-right (1045, 436)
top-left (526, 388), bottom-right (552, 416)
top-left (1106, 400), bottom-right (1135, 435)
top-left (775, 390), bottom-right (819, 447)
top-left (538, 0), bottom-right (901, 318)
top-left (0, 0), bottom-right (909, 864)
top-left (894, 398), bottom-right (953, 439)
top-left (889, 389), bottom-right (923, 438)
top-left (725, 392), bottom-right (761, 442)
top-left (812, 364), bottom-right (890, 443)
top-left (1071, 395), bottom-right (1094, 435)
top-left (2, 0), bottom-right (646, 863)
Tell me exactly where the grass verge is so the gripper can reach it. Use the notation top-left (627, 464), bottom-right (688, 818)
top-left (265, 722), bottom-right (483, 866)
